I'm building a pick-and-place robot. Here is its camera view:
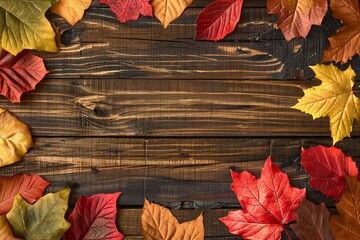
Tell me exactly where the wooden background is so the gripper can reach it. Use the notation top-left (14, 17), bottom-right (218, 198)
top-left (1, 0), bottom-right (360, 239)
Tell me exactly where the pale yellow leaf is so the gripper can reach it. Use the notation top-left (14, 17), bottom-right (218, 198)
top-left (152, 0), bottom-right (193, 28)
top-left (51, 0), bottom-right (92, 26)
top-left (0, 216), bottom-right (20, 240)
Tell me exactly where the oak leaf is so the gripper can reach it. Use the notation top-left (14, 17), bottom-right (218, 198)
top-left (301, 145), bottom-right (358, 200)
top-left (99, 0), bottom-right (153, 23)
top-left (51, 0), bottom-right (92, 26)
top-left (322, 0), bottom-right (360, 64)
top-left (0, 174), bottom-right (50, 215)
top-left (0, 0), bottom-right (58, 55)
top-left (291, 199), bottom-right (334, 240)
top-left (220, 157), bottom-right (306, 240)
top-left (266, 0), bottom-right (328, 41)
top-left (0, 50), bottom-right (48, 103)
top-left (0, 108), bottom-right (34, 168)
top-left (152, 0), bottom-right (192, 29)
top-left (0, 216), bottom-right (20, 240)
top-left (330, 176), bottom-right (360, 239)
top-left (64, 192), bottom-right (123, 240)
top-left (6, 188), bottom-right (71, 240)
top-left (141, 199), bottom-right (204, 240)
top-left (292, 64), bottom-right (360, 144)
top-left (195, 0), bottom-right (244, 41)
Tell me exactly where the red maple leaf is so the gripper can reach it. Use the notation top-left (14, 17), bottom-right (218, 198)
top-left (98, 0), bottom-right (153, 23)
top-left (0, 50), bottom-right (48, 103)
top-left (220, 157), bottom-right (306, 240)
top-left (301, 145), bottom-right (359, 200)
top-left (195, 0), bottom-right (244, 41)
top-left (64, 192), bottom-right (123, 240)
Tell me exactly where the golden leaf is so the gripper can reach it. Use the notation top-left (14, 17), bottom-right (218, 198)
top-left (0, 216), bottom-right (19, 240)
top-left (51, 0), bottom-right (92, 26)
top-left (0, 108), bottom-right (34, 168)
top-left (152, 0), bottom-right (192, 28)
top-left (292, 64), bottom-right (360, 144)
top-left (330, 177), bottom-right (360, 239)
top-left (6, 188), bottom-right (71, 240)
top-left (141, 199), bottom-right (204, 240)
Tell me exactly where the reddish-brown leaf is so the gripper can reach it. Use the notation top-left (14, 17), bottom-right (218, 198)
top-left (301, 145), bottom-right (359, 200)
top-left (322, 0), bottom-right (360, 63)
top-left (267, 0), bottom-right (328, 41)
top-left (291, 199), bottom-right (334, 240)
top-left (64, 192), bottom-right (123, 240)
top-left (0, 174), bottom-right (50, 215)
top-left (195, 0), bottom-right (244, 41)
top-left (98, 0), bottom-right (152, 23)
top-left (0, 50), bottom-right (48, 103)
top-left (220, 157), bottom-right (306, 240)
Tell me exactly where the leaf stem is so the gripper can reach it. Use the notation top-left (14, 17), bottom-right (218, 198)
top-left (353, 90), bottom-right (360, 93)
top-left (284, 228), bottom-right (292, 240)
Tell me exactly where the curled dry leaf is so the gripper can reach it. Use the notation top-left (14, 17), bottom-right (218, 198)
top-left (152, 0), bottom-right (192, 28)
top-left (142, 199), bottom-right (204, 240)
top-left (220, 157), bottom-right (306, 240)
top-left (292, 64), bottom-right (360, 144)
top-left (0, 50), bottom-right (48, 103)
top-left (0, 216), bottom-right (19, 240)
top-left (330, 177), bottom-right (360, 239)
top-left (291, 199), bottom-right (334, 240)
top-left (322, 0), bottom-right (360, 64)
top-left (301, 145), bottom-right (358, 200)
top-left (64, 192), bottom-right (123, 240)
top-left (0, 0), bottom-right (58, 55)
top-left (0, 108), bottom-right (34, 168)
top-left (266, 0), bottom-right (328, 41)
top-left (51, 0), bottom-right (92, 26)
top-left (6, 188), bottom-right (71, 240)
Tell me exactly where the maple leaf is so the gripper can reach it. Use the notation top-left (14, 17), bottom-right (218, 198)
top-left (6, 188), bottom-right (71, 240)
top-left (330, 176), bottom-right (360, 239)
top-left (0, 0), bottom-right (58, 55)
top-left (291, 199), bottom-right (334, 240)
top-left (0, 216), bottom-right (20, 240)
top-left (152, 0), bottom-right (192, 29)
top-left (322, 0), bottom-right (360, 64)
top-left (195, 0), bottom-right (244, 41)
top-left (0, 174), bottom-right (50, 215)
top-left (220, 157), bottom-right (306, 240)
top-left (292, 64), bottom-right (360, 144)
top-left (0, 108), bottom-right (34, 168)
top-left (266, 0), bottom-right (328, 41)
top-left (51, 0), bottom-right (92, 26)
top-left (0, 50), bottom-right (48, 103)
top-left (99, 0), bottom-right (153, 23)
top-left (64, 192), bottom-right (123, 240)
top-left (301, 145), bottom-right (358, 200)
top-left (141, 199), bottom-right (204, 240)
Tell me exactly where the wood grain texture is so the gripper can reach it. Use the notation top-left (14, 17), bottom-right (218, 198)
top-left (1, 137), bottom-right (358, 207)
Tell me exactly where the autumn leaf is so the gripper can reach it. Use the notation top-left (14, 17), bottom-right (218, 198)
top-left (266, 0), bottom-right (328, 41)
top-left (330, 176), bottom-right (360, 239)
top-left (51, 0), bottom-right (92, 26)
top-left (292, 64), bottom-right (360, 144)
top-left (142, 199), bottom-right (204, 240)
top-left (0, 108), bottom-right (34, 168)
top-left (195, 0), bottom-right (244, 41)
top-left (291, 199), bottom-right (334, 240)
top-left (0, 216), bottom-right (19, 240)
top-left (0, 0), bottom-right (58, 55)
top-left (0, 50), bottom-right (48, 103)
top-left (64, 192), bottom-right (123, 240)
top-left (322, 0), bottom-right (360, 64)
top-left (99, 0), bottom-right (153, 23)
top-left (301, 145), bottom-right (358, 200)
top-left (6, 188), bottom-right (71, 240)
top-left (220, 157), bottom-right (306, 240)
top-left (0, 174), bottom-right (49, 215)
top-left (152, 0), bottom-right (192, 29)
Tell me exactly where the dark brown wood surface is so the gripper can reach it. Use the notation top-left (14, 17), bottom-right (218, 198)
top-left (1, 0), bottom-right (360, 239)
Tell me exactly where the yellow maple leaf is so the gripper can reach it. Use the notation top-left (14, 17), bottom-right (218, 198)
top-left (51, 0), bottom-right (92, 26)
top-left (292, 64), bottom-right (360, 144)
top-left (152, 0), bottom-right (193, 29)
top-left (0, 216), bottom-right (20, 240)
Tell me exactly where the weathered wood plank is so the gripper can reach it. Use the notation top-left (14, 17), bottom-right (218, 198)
top-left (1, 79), bottom-right (359, 137)
top-left (1, 137), bottom-right (358, 206)
top-left (42, 7), bottom-right (359, 80)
